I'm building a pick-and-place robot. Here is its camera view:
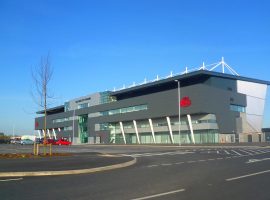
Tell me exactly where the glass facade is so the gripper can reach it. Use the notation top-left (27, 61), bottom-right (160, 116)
top-left (64, 102), bottom-right (70, 112)
top-left (112, 130), bottom-right (219, 144)
top-left (53, 116), bottom-right (76, 123)
top-left (53, 117), bottom-right (70, 123)
top-left (78, 115), bottom-right (88, 143)
top-left (173, 130), bottom-right (219, 144)
top-left (100, 92), bottom-right (116, 104)
top-left (78, 103), bottom-right (89, 109)
top-left (100, 105), bottom-right (147, 116)
top-left (64, 126), bottom-right (73, 131)
top-left (97, 116), bottom-right (219, 144)
top-left (230, 104), bottom-right (246, 113)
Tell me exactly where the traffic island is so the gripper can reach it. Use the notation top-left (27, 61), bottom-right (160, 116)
top-left (0, 153), bottom-right (136, 177)
top-left (0, 153), bottom-right (72, 159)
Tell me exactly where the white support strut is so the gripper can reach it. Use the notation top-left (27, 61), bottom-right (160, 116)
top-left (112, 57), bottom-right (239, 92)
top-left (166, 116), bottom-right (175, 144)
top-left (119, 122), bottom-right (126, 144)
top-left (47, 129), bottom-right (51, 139)
top-left (149, 119), bottom-right (156, 144)
top-left (38, 130), bottom-right (42, 139)
top-left (52, 129), bottom-right (57, 140)
top-left (133, 120), bottom-right (141, 144)
top-left (187, 114), bottom-right (195, 144)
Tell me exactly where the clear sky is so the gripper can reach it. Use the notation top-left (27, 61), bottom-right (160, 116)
top-left (0, 0), bottom-right (269, 135)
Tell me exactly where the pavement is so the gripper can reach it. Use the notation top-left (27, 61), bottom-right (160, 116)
top-left (0, 152), bottom-right (136, 177)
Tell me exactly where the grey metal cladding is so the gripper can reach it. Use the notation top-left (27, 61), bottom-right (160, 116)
top-left (35, 71), bottom-right (249, 136)
top-left (111, 70), bottom-right (270, 97)
top-left (88, 83), bottom-right (246, 134)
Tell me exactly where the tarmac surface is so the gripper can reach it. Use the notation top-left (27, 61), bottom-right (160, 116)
top-left (2, 144), bottom-right (270, 200)
top-left (0, 152), bottom-right (133, 173)
top-left (0, 143), bottom-right (269, 176)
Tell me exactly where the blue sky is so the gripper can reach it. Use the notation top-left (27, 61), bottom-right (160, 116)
top-left (0, 0), bottom-right (269, 135)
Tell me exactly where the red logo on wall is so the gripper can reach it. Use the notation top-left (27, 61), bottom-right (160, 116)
top-left (35, 122), bottom-right (39, 128)
top-left (180, 96), bottom-right (191, 107)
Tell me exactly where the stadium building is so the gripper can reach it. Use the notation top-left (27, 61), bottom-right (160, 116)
top-left (35, 58), bottom-right (270, 144)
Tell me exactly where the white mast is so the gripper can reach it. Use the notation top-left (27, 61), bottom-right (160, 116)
top-left (221, 57), bottom-right (225, 73)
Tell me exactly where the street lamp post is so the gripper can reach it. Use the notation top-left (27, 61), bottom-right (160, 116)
top-left (175, 80), bottom-right (181, 146)
top-left (72, 109), bottom-right (75, 144)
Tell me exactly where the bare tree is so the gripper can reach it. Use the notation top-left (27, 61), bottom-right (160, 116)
top-left (32, 54), bottom-right (54, 145)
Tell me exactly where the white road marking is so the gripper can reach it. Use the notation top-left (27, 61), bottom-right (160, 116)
top-left (248, 149), bottom-right (260, 154)
top-left (175, 162), bottom-right (184, 165)
top-left (257, 150), bottom-right (268, 154)
top-left (226, 169), bottom-right (270, 181)
top-left (217, 151), bottom-right (219, 154)
top-left (246, 158), bottom-right (270, 164)
top-left (127, 151), bottom-right (193, 157)
top-left (232, 156), bottom-right (240, 158)
top-left (224, 150), bottom-right (230, 155)
top-left (232, 150), bottom-right (243, 156)
top-left (239, 149), bottom-right (253, 155)
top-left (0, 178), bottom-right (23, 182)
top-left (198, 160), bottom-right (206, 162)
top-left (147, 165), bottom-right (158, 168)
top-left (161, 163), bottom-right (172, 166)
top-left (130, 188), bottom-right (185, 200)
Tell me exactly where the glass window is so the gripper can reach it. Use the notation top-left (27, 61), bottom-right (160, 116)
top-left (230, 104), bottom-right (246, 113)
top-left (64, 126), bottom-right (73, 131)
top-left (64, 102), bottom-right (70, 112)
top-left (53, 117), bottom-right (70, 123)
top-left (100, 104), bottom-right (147, 116)
top-left (78, 103), bottom-right (89, 109)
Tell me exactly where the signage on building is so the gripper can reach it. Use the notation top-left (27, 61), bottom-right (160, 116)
top-left (35, 122), bottom-right (39, 128)
top-left (180, 96), bottom-right (191, 107)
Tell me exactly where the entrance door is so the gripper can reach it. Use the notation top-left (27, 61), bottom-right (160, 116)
top-left (258, 134), bottom-right (262, 142)
top-left (247, 135), bottom-right (252, 142)
top-left (78, 115), bottom-right (88, 143)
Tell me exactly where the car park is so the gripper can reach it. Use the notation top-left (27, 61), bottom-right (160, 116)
top-left (20, 139), bottom-right (34, 145)
top-left (55, 138), bottom-right (72, 146)
top-left (46, 139), bottom-right (57, 145)
top-left (35, 138), bottom-right (57, 145)
top-left (11, 139), bottom-right (21, 144)
top-left (35, 138), bottom-right (43, 144)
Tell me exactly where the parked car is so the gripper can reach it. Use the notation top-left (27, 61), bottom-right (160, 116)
top-left (55, 138), bottom-right (72, 146)
top-left (21, 139), bottom-right (34, 145)
top-left (11, 139), bottom-right (21, 144)
top-left (35, 138), bottom-right (57, 145)
top-left (46, 139), bottom-right (57, 145)
top-left (35, 138), bottom-right (43, 144)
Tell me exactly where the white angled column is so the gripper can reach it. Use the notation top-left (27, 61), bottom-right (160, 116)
top-left (47, 129), bottom-right (51, 139)
top-left (133, 120), bottom-right (141, 144)
top-left (119, 122), bottom-right (126, 144)
top-left (166, 116), bottom-right (175, 144)
top-left (42, 129), bottom-right (45, 138)
top-left (52, 129), bottom-right (57, 140)
top-left (148, 119), bottom-right (156, 144)
top-left (38, 130), bottom-right (42, 139)
top-left (187, 114), bottom-right (195, 144)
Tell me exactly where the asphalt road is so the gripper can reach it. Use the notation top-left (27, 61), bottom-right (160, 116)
top-left (1, 145), bottom-right (270, 200)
